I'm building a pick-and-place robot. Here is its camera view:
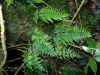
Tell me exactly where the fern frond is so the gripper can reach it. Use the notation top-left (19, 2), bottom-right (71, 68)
top-left (31, 27), bottom-right (55, 56)
top-left (33, 0), bottom-right (44, 3)
top-left (55, 46), bottom-right (81, 59)
top-left (54, 23), bottom-right (92, 44)
top-left (28, 0), bottom-right (44, 3)
top-left (33, 7), bottom-right (68, 23)
top-left (23, 26), bottom-right (83, 72)
top-left (31, 27), bottom-right (81, 58)
top-left (5, 0), bottom-right (14, 6)
top-left (23, 51), bottom-right (44, 71)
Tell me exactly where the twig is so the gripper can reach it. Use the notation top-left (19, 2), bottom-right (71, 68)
top-left (71, 0), bottom-right (86, 22)
top-left (0, 5), bottom-right (7, 71)
top-left (43, 1), bottom-right (52, 8)
top-left (8, 57), bottom-right (22, 63)
top-left (67, 58), bottom-right (81, 70)
top-left (69, 43), bottom-right (82, 50)
top-left (74, 0), bottom-right (82, 26)
top-left (7, 43), bottom-right (28, 52)
top-left (4, 70), bottom-right (9, 75)
top-left (14, 62), bottom-right (25, 75)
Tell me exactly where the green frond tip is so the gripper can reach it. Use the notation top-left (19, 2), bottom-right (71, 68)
top-left (5, 0), bottom-right (14, 6)
top-left (28, 0), bottom-right (44, 3)
top-left (33, 7), bottom-right (69, 23)
top-left (54, 23), bottom-right (92, 44)
top-left (32, 27), bottom-right (51, 42)
top-left (23, 51), bottom-right (44, 71)
top-left (54, 46), bottom-right (81, 59)
top-left (33, 0), bottom-right (44, 3)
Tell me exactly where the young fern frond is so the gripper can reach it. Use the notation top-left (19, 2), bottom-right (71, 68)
top-left (23, 50), bottom-right (44, 71)
top-left (54, 23), bottom-right (92, 44)
top-left (33, 7), bottom-right (68, 23)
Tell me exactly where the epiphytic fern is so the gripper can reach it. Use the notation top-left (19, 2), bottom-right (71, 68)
top-left (33, 7), bottom-right (69, 23)
top-left (54, 23), bottom-right (92, 44)
top-left (23, 25), bottom-right (90, 72)
top-left (23, 6), bottom-right (91, 73)
top-left (31, 27), bottom-right (81, 58)
top-left (23, 50), bottom-right (44, 71)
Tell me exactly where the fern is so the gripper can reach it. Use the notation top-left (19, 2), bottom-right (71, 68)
top-left (33, 0), bottom-right (44, 3)
top-left (23, 50), bottom-right (44, 71)
top-left (5, 0), bottom-right (14, 6)
top-left (54, 23), bottom-right (92, 44)
top-left (28, 0), bottom-right (44, 3)
top-left (23, 26), bottom-right (85, 72)
top-left (31, 28), bottom-right (55, 56)
top-left (26, 27), bottom-right (81, 58)
top-left (23, 22), bottom-right (91, 72)
top-left (22, 19), bottom-right (92, 72)
top-left (54, 46), bottom-right (81, 59)
top-left (33, 7), bottom-right (69, 23)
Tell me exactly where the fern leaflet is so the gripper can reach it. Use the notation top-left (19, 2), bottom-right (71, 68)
top-left (23, 50), bottom-right (44, 71)
top-left (33, 7), bottom-right (69, 23)
top-left (54, 23), bottom-right (92, 44)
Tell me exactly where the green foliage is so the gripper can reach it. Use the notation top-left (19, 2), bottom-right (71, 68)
top-left (27, 0), bottom-right (45, 8)
top-left (82, 46), bottom-right (100, 62)
top-left (84, 58), bottom-right (97, 75)
top-left (94, 48), bottom-right (100, 62)
top-left (60, 64), bottom-right (84, 75)
top-left (3, 0), bottom-right (99, 74)
top-left (30, 27), bottom-right (81, 58)
top-left (31, 27), bottom-right (54, 56)
top-left (28, 0), bottom-right (44, 3)
top-left (82, 39), bottom-right (99, 75)
top-left (5, 0), bottom-right (14, 6)
top-left (23, 23), bottom-right (91, 72)
top-left (54, 47), bottom-right (81, 59)
top-left (23, 50), bottom-right (44, 72)
top-left (87, 38), bottom-right (96, 48)
top-left (33, 7), bottom-right (68, 23)
top-left (82, 39), bottom-right (100, 62)
top-left (47, 0), bottom-right (67, 9)
top-left (54, 23), bottom-right (91, 44)
top-left (23, 3), bottom-right (92, 71)
top-left (82, 9), bottom-right (100, 27)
